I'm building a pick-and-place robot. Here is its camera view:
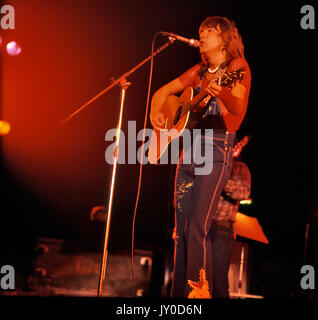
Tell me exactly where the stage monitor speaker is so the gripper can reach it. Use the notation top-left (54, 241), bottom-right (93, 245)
top-left (29, 237), bottom-right (153, 297)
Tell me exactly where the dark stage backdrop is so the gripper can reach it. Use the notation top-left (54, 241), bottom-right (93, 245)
top-left (0, 0), bottom-right (317, 296)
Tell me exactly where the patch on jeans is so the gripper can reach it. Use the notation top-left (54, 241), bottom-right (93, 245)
top-left (175, 179), bottom-right (194, 212)
top-left (187, 268), bottom-right (211, 299)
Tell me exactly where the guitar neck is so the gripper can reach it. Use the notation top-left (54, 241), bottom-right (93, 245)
top-left (181, 68), bottom-right (245, 115)
top-left (191, 89), bottom-right (210, 108)
top-left (179, 88), bottom-right (211, 118)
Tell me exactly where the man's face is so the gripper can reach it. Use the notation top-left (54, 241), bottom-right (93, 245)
top-left (199, 24), bottom-right (224, 55)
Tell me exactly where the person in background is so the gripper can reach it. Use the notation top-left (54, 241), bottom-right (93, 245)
top-left (207, 158), bottom-right (251, 298)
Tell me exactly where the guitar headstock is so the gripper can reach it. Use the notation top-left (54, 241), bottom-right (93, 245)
top-left (232, 134), bottom-right (251, 158)
top-left (221, 68), bottom-right (246, 88)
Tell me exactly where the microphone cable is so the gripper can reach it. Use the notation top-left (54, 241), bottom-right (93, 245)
top-left (130, 32), bottom-right (163, 297)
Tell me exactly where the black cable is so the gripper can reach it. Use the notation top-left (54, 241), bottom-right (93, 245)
top-left (130, 32), bottom-right (164, 297)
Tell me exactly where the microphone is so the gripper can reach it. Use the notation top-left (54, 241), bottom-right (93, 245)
top-left (160, 32), bottom-right (199, 48)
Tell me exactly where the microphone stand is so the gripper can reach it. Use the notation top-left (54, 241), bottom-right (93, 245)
top-left (95, 38), bottom-right (175, 297)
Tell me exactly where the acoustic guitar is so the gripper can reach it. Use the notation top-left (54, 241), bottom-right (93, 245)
top-left (148, 68), bottom-right (245, 164)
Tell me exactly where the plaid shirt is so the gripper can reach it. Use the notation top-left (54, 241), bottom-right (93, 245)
top-left (212, 160), bottom-right (251, 223)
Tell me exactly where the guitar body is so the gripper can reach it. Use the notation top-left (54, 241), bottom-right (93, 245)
top-left (148, 87), bottom-right (193, 164)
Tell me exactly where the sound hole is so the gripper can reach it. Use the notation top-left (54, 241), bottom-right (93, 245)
top-left (174, 106), bottom-right (182, 125)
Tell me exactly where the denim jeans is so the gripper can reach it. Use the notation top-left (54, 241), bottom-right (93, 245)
top-left (171, 130), bottom-right (234, 297)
